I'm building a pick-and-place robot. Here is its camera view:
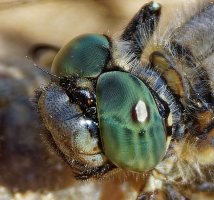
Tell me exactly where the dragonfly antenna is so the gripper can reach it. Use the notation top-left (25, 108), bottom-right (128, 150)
top-left (26, 56), bottom-right (60, 80)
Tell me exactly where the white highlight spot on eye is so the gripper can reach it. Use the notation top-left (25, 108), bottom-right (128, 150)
top-left (135, 100), bottom-right (148, 123)
top-left (152, 2), bottom-right (160, 10)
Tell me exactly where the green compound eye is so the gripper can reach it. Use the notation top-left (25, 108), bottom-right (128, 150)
top-left (96, 71), bottom-right (166, 172)
top-left (51, 34), bottom-right (110, 78)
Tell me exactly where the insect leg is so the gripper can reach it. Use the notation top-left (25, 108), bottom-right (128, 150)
top-left (136, 176), bottom-right (189, 200)
top-left (120, 1), bottom-right (161, 60)
top-left (169, 3), bottom-right (214, 110)
top-left (169, 42), bottom-right (214, 110)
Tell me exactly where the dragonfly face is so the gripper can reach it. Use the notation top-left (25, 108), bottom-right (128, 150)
top-left (36, 1), bottom-right (214, 198)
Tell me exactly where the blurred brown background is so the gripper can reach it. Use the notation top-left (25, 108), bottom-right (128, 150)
top-left (0, 0), bottom-right (190, 59)
top-left (0, 0), bottom-right (202, 200)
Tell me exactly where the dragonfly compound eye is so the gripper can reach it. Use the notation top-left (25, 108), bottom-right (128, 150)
top-left (96, 71), bottom-right (167, 172)
top-left (51, 34), bottom-right (110, 78)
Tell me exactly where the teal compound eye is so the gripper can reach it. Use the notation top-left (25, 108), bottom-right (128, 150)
top-left (96, 71), bottom-right (167, 172)
top-left (51, 34), bottom-right (110, 78)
